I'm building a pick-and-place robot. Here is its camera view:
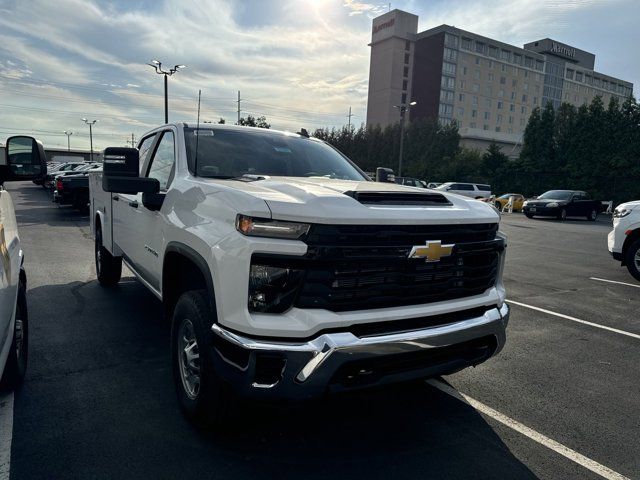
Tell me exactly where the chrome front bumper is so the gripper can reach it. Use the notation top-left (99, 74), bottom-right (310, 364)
top-left (211, 304), bottom-right (509, 400)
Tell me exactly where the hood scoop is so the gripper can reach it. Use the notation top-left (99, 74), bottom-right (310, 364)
top-left (344, 191), bottom-right (452, 206)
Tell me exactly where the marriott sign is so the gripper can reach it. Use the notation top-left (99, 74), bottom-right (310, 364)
top-left (550, 41), bottom-right (576, 59)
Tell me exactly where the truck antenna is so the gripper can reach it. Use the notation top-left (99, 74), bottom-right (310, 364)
top-left (194, 89), bottom-right (201, 176)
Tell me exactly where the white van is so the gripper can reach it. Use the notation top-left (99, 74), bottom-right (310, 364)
top-left (435, 182), bottom-right (492, 199)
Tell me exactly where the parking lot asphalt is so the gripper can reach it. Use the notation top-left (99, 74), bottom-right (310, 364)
top-left (4, 182), bottom-right (639, 480)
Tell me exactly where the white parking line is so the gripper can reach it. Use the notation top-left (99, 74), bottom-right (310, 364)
top-left (426, 379), bottom-right (631, 480)
top-left (507, 300), bottom-right (640, 340)
top-left (0, 392), bottom-right (14, 480)
top-left (590, 277), bottom-right (640, 289)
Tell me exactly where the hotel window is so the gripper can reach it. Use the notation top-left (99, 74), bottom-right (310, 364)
top-left (445, 33), bottom-right (459, 48)
top-left (403, 66), bottom-right (409, 77)
top-left (512, 79), bottom-right (517, 87)
top-left (508, 128), bottom-right (513, 133)
top-left (443, 62), bottom-right (457, 75)
top-left (576, 71), bottom-right (583, 82)
top-left (535, 73), bottom-right (543, 82)
top-left (508, 116), bottom-right (514, 124)
top-left (472, 109), bottom-right (477, 118)
top-left (535, 60), bottom-right (544, 71)
top-left (459, 93), bottom-right (465, 101)
top-left (488, 73), bottom-right (494, 82)
top-left (441, 76), bottom-right (455, 89)
top-left (501, 49), bottom-right (510, 61)
top-left (497, 114), bottom-right (503, 123)
top-left (483, 124), bottom-right (489, 130)
top-left (520, 118), bottom-right (526, 126)
top-left (404, 52), bottom-right (410, 64)
top-left (489, 60), bottom-right (494, 69)
top-left (472, 83), bottom-right (480, 92)
top-left (401, 93), bottom-right (407, 104)
top-left (501, 64), bottom-right (507, 72)
top-left (586, 75), bottom-right (593, 85)
top-left (439, 103), bottom-right (453, 115)
top-left (458, 107), bottom-right (465, 116)
top-left (475, 41), bottom-right (485, 53)
top-left (510, 104), bottom-right (515, 112)
top-left (440, 90), bottom-right (454, 102)
top-left (524, 56), bottom-right (533, 68)
top-left (595, 77), bottom-right (602, 88)
top-left (524, 82), bottom-right (529, 91)
top-left (474, 69), bottom-right (480, 79)
top-left (533, 96), bottom-right (538, 105)
top-left (459, 80), bottom-right (466, 89)
top-left (484, 111), bottom-right (490, 120)
top-left (475, 57), bottom-right (481, 65)
top-left (521, 106), bottom-right (527, 114)
top-left (510, 92), bottom-right (516, 100)
top-left (472, 96), bottom-right (478, 106)
top-left (488, 45), bottom-right (499, 57)
top-left (485, 98), bottom-right (492, 107)
top-left (522, 94), bottom-right (527, 102)
top-left (405, 40), bottom-right (411, 51)
top-left (524, 70), bottom-right (529, 78)
top-left (497, 101), bottom-right (503, 109)
top-left (470, 122), bottom-right (476, 128)
top-left (402, 79), bottom-right (408, 90)
top-left (500, 76), bottom-right (506, 84)
top-left (486, 86), bottom-right (493, 96)
top-left (495, 126), bottom-right (501, 132)
top-left (566, 69), bottom-right (574, 80)
top-left (444, 47), bottom-right (458, 61)
top-left (462, 66), bottom-right (467, 75)
top-left (534, 84), bottom-right (540, 93)
top-left (461, 37), bottom-right (472, 50)
top-left (513, 53), bottom-right (522, 65)
top-left (498, 89), bottom-right (504, 98)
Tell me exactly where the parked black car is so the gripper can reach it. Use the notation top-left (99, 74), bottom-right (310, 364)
top-left (53, 168), bottom-right (100, 212)
top-left (523, 190), bottom-right (602, 221)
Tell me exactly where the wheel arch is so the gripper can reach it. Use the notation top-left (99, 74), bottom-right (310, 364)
top-left (162, 242), bottom-right (215, 317)
top-left (621, 228), bottom-right (640, 265)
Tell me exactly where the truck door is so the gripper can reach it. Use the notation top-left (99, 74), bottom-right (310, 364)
top-left (0, 191), bottom-right (19, 364)
top-left (112, 133), bottom-right (157, 271)
top-left (126, 129), bottom-right (176, 290)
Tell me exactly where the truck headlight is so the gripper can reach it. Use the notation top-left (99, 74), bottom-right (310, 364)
top-left (613, 208), bottom-right (632, 218)
top-left (236, 215), bottom-right (310, 240)
top-left (248, 264), bottom-right (304, 313)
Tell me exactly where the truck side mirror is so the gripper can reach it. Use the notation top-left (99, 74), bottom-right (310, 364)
top-left (102, 147), bottom-right (159, 194)
top-left (376, 167), bottom-right (395, 183)
top-left (1, 135), bottom-right (47, 184)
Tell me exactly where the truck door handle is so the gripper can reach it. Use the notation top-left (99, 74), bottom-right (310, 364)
top-left (128, 201), bottom-right (138, 208)
top-left (113, 195), bottom-right (120, 201)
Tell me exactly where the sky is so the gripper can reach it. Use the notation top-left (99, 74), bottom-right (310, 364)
top-left (0, 0), bottom-right (638, 151)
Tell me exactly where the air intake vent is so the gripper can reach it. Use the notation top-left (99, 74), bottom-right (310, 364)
top-left (344, 191), bottom-right (451, 206)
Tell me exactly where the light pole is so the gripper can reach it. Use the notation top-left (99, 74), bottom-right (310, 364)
top-left (147, 60), bottom-right (186, 124)
top-left (82, 118), bottom-right (97, 161)
top-left (63, 131), bottom-right (73, 152)
top-left (393, 101), bottom-right (417, 177)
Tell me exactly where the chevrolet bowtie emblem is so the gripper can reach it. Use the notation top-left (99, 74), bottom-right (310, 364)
top-left (408, 240), bottom-right (454, 262)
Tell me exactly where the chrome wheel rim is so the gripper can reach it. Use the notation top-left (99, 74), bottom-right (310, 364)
top-left (178, 318), bottom-right (201, 400)
top-left (634, 250), bottom-right (640, 270)
top-left (591, 210), bottom-right (596, 220)
top-left (561, 209), bottom-right (566, 220)
top-left (95, 233), bottom-right (102, 275)
top-left (14, 318), bottom-right (24, 359)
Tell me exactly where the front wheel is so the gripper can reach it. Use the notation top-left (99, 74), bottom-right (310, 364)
top-left (624, 239), bottom-right (640, 282)
top-left (558, 208), bottom-right (567, 221)
top-left (95, 226), bottom-right (122, 286)
top-left (0, 276), bottom-right (28, 390)
top-left (171, 290), bottom-right (233, 428)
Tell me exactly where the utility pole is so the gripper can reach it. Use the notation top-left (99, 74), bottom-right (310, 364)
top-left (237, 90), bottom-right (241, 124)
top-left (147, 60), bottom-right (187, 124)
top-left (393, 101), bottom-right (417, 177)
top-left (347, 106), bottom-right (353, 131)
top-left (126, 133), bottom-right (136, 147)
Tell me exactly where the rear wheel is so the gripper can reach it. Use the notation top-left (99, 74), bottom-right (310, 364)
top-left (587, 209), bottom-right (598, 221)
top-left (624, 239), bottom-right (640, 282)
top-left (95, 225), bottom-right (122, 286)
top-left (0, 276), bottom-right (28, 390)
top-left (171, 290), bottom-right (233, 428)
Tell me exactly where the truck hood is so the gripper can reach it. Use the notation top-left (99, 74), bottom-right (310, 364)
top-left (206, 176), bottom-right (499, 225)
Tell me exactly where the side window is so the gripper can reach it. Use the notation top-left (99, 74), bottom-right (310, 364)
top-left (582, 192), bottom-right (591, 200)
top-left (146, 131), bottom-right (175, 191)
top-left (459, 184), bottom-right (475, 191)
top-left (137, 134), bottom-right (157, 174)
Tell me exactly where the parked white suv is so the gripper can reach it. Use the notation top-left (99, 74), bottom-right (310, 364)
top-left (608, 200), bottom-right (640, 281)
top-left (90, 123), bottom-right (508, 427)
top-left (435, 182), bottom-right (492, 199)
top-left (1, 136), bottom-right (46, 390)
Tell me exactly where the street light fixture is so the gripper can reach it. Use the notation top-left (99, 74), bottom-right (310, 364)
top-left (147, 60), bottom-right (187, 124)
top-left (393, 101), bottom-right (417, 177)
top-left (82, 118), bottom-right (98, 161)
top-left (63, 131), bottom-right (73, 152)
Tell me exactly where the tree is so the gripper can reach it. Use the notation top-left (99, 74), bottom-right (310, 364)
top-left (218, 118), bottom-right (226, 124)
top-left (237, 115), bottom-right (270, 129)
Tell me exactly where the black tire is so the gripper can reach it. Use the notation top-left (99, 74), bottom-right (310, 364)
top-left (525, 213), bottom-right (534, 219)
top-left (95, 225), bottom-right (122, 286)
top-left (558, 208), bottom-right (567, 221)
top-left (171, 290), bottom-right (233, 428)
top-left (587, 209), bottom-right (598, 221)
top-left (0, 276), bottom-right (28, 390)
top-left (624, 239), bottom-right (640, 282)
top-left (494, 201), bottom-right (502, 210)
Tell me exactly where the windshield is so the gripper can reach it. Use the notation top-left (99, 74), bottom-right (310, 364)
top-left (184, 128), bottom-right (367, 181)
top-left (538, 190), bottom-right (573, 200)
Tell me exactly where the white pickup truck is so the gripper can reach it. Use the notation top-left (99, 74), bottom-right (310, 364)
top-left (89, 123), bottom-right (509, 427)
